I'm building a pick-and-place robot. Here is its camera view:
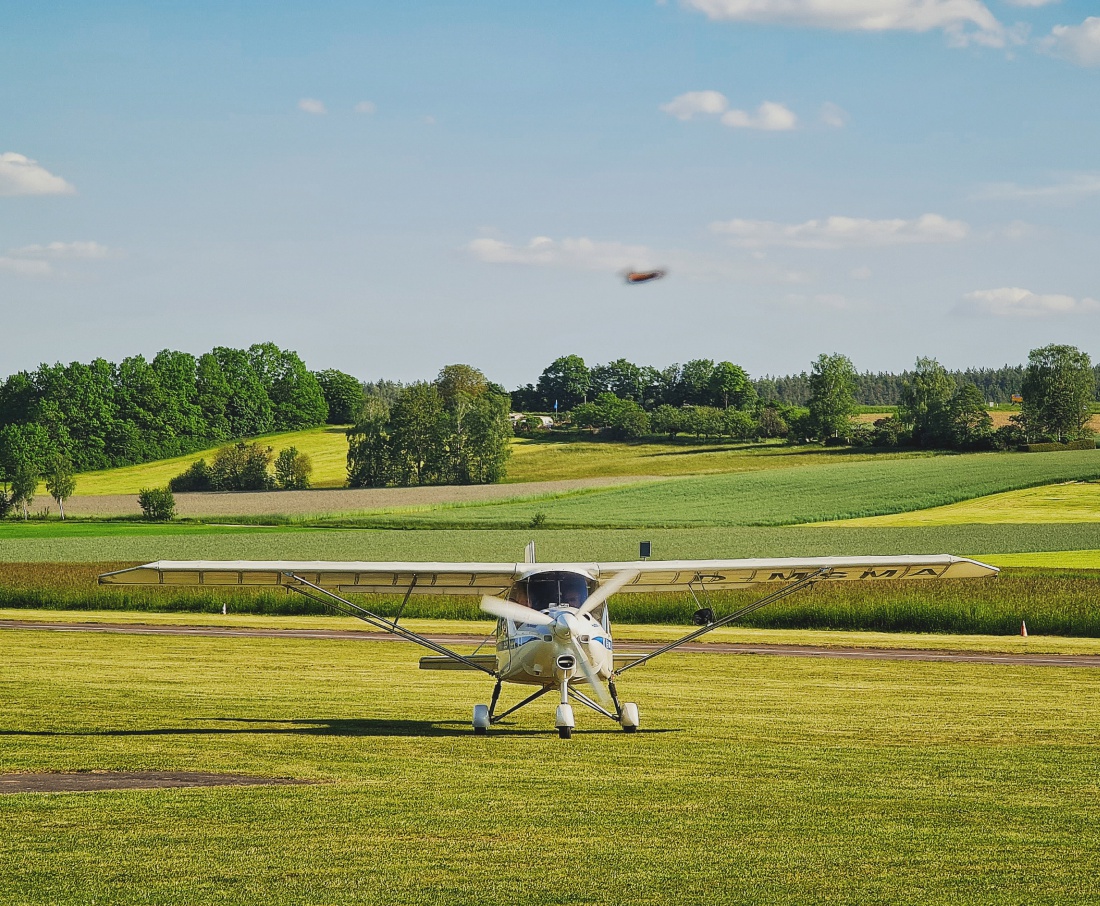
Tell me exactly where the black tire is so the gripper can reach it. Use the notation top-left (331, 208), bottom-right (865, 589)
top-left (622, 724), bottom-right (637, 734)
top-left (474, 726), bottom-right (487, 735)
top-left (558, 726), bottom-right (572, 739)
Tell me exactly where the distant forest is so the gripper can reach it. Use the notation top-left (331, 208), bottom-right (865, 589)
top-left (0, 343), bottom-right (361, 472)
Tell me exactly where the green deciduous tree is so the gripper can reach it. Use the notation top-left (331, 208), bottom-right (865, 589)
top-left (0, 422), bottom-right (50, 519)
top-left (1020, 344), bottom-right (1095, 441)
top-left (899, 357), bottom-right (955, 447)
top-left (209, 442), bottom-right (274, 491)
top-left (808, 353), bottom-right (857, 441)
top-left (314, 369), bottom-right (367, 424)
top-left (346, 398), bottom-right (394, 488)
top-left (708, 361), bottom-right (756, 410)
top-left (537, 355), bottom-right (590, 411)
top-left (946, 384), bottom-right (994, 449)
top-left (274, 447), bottom-right (313, 490)
top-left (43, 454), bottom-right (76, 519)
top-left (138, 487), bottom-right (176, 521)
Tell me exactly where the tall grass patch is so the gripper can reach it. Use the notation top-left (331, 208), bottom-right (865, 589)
top-left (4, 563), bottom-right (1099, 637)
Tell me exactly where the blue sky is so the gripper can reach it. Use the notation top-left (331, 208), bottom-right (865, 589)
top-left (2, 1), bottom-right (1098, 387)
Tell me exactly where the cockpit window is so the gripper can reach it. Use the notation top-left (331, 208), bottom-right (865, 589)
top-left (514, 571), bottom-right (590, 611)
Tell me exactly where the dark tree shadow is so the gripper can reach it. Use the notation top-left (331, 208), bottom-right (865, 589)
top-left (0, 717), bottom-right (679, 739)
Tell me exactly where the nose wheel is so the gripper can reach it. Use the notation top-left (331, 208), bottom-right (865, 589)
top-left (620, 702), bottom-right (640, 733)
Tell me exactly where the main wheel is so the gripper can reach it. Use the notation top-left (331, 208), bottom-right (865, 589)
top-left (472, 704), bottom-right (490, 735)
top-left (620, 702), bottom-right (640, 733)
top-left (558, 726), bottom-right (572, 739)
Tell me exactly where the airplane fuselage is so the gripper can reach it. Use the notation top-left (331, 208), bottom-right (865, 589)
top-left (494, 606), bottom-right (614, 687)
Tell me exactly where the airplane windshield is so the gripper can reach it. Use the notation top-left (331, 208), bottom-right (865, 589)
top-left (520, 572), bottom-right (590, 611)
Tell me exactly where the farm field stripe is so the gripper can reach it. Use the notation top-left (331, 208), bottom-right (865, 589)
top-left (3, 619), bottom-right (1097, 667)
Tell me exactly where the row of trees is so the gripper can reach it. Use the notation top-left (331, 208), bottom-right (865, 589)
top-left (513, 356), bottom-right (757, 413)
top-left (549, 345), bottom-right (1095, 450)
top-left (0, 343), bottom-right (365, 474)
top-left (346, 365), bottom-right (513, 487)
top-left (511, 356), bottom-right (1076, 411)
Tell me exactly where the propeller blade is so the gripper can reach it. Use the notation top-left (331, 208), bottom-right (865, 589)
top-left (577, 570), bottom-right (640, 617)
top-left (571, 638), bottom-right (613, 710)
top-left (480, 595), bottom-right (554, 626)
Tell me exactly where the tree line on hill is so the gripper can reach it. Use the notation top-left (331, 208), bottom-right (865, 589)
top-left (513, 345), bottom-right (1097, 451)
top-left (509, 356), bottom-right (1052, 411)
top-left (0, 342), bottom-right (365, 515)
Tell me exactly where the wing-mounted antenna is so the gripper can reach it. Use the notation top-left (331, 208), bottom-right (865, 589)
top-left (524, 540), bottom-right (536, 564)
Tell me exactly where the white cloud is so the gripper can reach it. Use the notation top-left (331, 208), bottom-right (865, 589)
top-left (660, 90), bottom-right (729, 120)
top-left (820, 101), bottom-right (848, 128)
top-left (1041, 17), bottom-right (1100, 67)
top-left (783, 292), bottom-right (857, 310)
top-left (298, 98), bottom-right (327, 115)
top-left (682, 0), bottom-right (1006, 46)
top-left (354, 100), bottom-right (377, 114)
top-left (721, 101), bottom-right (797, 130)
top-left (960, 287), bottom-right (1099, 317)
top-left (1005, 0), bottom-right (1059, 6)
top-left (0, 257), bottom-right (51, 277)
top-left (711, 213), bottom-right (970, 248)
top-left (422, 115), bottom-right (436, 125)
top-left (0, 240), bottom-right (118, 278)
top-left (9, 241), bottom-right (114, 260)
top-left (975, 172), bottom-right (1100, 202)
top-left (850, 265), bottom-right (873, 279)
top-left (0, 153), bottom-right (76, 197)
top-left (468, 236), bottom-right (658, 272)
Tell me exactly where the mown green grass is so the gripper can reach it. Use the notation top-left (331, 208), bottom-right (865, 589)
top-left (331, 449), bottom-right (1100, 528)
top-left (1, 630), bottom-right (1097, 905)
top-left (10, 607), bottom-right (1100, 654)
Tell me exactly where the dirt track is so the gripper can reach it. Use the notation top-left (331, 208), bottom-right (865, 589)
top-left (0, 772), bottom-right (308, 794)
top-left (4, 620), bottom-right (1097, 668)
top-left (61, 476), bottom-right (652, 518)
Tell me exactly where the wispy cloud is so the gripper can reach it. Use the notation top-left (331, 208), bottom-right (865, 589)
top-left (682, 0), bottom-right (1007, 47)
top-left (660, 90), bottom-right (729, 120)
top-left (661, 91), bottom-right (797, 130)
top-left (1004, 0), bottom-right (1059, 6)
top-left (959, 286), bottom-right (1099, 317)
top-left (974, 172), bottom-right (1100, 203)
top-left (354, 101), bottom-right (377, 114)
top-left (9, 241), bottom-right (114, 260)
top-left (0, 240), bottom-right (118, 277)
top-left (297, 98), bottom-right (327, 115)
top-left (722, 101), bottom-right (797, 130)
top-left (711, 214), bottom-right (969, 248)
top-left (1040, 17), bottom-right (1100, 67)
top-left (820, 102), bottom-right (848, 128)
top-left (0, 153), bottom-right (76, 197)
top-left (468, 236), bottom-right (656, 271)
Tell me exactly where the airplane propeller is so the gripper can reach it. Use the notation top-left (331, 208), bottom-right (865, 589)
top-left (577, 569), bottom-right (639, 616)
top-left (479, 595), bottom-right (554, 626)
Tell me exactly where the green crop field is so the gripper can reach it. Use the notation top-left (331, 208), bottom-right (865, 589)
top-left (336, 449), bottom-right (1100, 528)
top-left (1, 629), bottom-right (1097, 905)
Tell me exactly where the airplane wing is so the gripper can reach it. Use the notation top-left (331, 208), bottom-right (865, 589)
top-left (99, 554), bottom-right (997, 592)
top-left (98, 561), bottom-right (525, 596)
top-left (588, 554), bottom-right (998, 590)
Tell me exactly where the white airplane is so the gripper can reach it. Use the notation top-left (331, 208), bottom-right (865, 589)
top-left (100, 550), bottom-right (998, 739)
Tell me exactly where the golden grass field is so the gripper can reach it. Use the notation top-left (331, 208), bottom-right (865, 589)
top-left (839, 480), bottom-right (1100, 526)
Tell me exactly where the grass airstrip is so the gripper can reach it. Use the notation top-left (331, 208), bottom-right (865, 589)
top-left (4, 435), bottom-right (1100, 903)
top-left (2, 629), bottom-right (1098, 904)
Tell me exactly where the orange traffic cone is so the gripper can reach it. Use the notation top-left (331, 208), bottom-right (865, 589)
top-left (1020, 620), bottom-right (1028, 637)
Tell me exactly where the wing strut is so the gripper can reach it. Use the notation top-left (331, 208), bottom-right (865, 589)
top-left (282, 573), bottom-right (497, 676)
top-left (614, 567), bottom-right (831, 675)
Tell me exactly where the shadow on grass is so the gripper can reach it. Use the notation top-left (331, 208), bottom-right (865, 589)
top-left (0, 716), bottom-right (679, 739)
